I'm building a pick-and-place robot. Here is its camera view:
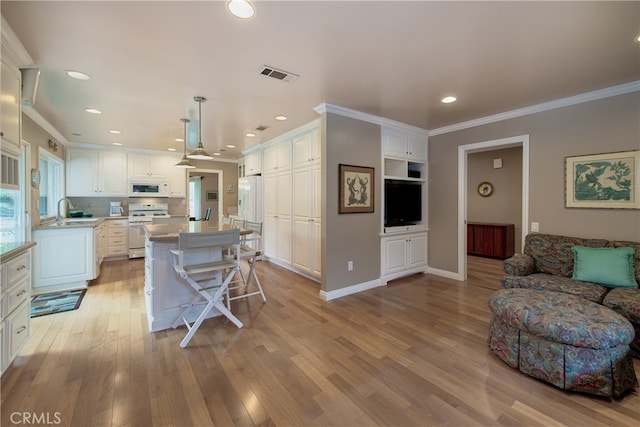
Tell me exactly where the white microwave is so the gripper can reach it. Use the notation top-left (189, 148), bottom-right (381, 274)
top-left (129, 181), bottom-right (169, 197)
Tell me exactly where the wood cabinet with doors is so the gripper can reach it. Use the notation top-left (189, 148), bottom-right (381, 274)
top-left (243, 149), bottom-right (262, 176)
top-left (467, 222), bottom-right (515, 260)
top-left (165, 156), bottom-right (186, 197)
top-left (66, 149), bottom-right (128, 197)
top-left (263, 167), bottom-right (292, 267)
top-left (263, 140), bottom-right (291, 174)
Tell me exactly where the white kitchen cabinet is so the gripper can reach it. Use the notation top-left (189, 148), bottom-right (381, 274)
top-left (1, 248), bottom-right (32, 375)
top-left (165, 156), bottom-right (187, 197)
top-left (383, 127), bottom-right (427, 162)
top-left (105, 218), bottom-right (128, 259)
top-left (66, 149), bottom-right (128, 197)
top-left (381, 231), bottom-right (428, 284)
top-left (128, 153), bottom-right (168, 180)
top-left (263, 170), bottom-right (292, 266)
top-left (263, 140), bottom-right (291, 174)
top-left (0, 59), bottom-right (21, 153)
top-left (33, 225), bottom-right (99, 294)
top-left (292, 150), bottom-right (321, 278)
top-left (244, 149), bottom-right (262, 176)
top-left (292, 128), bottom-right (320, 168)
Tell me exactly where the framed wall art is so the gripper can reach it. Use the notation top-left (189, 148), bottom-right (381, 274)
top-left (339, 164), bottom-right (374, 214)
top-left (565, 150), bottom-right (639, 209)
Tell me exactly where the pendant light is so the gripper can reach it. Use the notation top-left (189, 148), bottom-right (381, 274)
top-left (187, 96), bottom-right (214, 160)
top-left (174, 118), bottom-right (195, 168)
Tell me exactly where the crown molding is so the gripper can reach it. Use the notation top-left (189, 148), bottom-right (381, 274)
top-left (1, 15), bottom-right (34, 66)
top-left (429, 80), bottom-right (640, 137)
top-left (314, 103), bottom-right (429, 136)
top-left (22, 106), bottom-right (69, 145)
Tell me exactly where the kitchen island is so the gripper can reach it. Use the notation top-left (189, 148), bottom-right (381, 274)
top-left (143, 221), bottom-right (245, 332)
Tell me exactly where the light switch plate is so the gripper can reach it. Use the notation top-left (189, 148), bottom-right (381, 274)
top-left (531, 222), bottom-right (539, 232)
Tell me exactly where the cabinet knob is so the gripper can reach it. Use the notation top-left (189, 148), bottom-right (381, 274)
top-left (17, 326), bottom-right (27, 334)
top-left (17, 289), bottom-right (27, 297)
top-left (17, 265), bottom-right (27, 271)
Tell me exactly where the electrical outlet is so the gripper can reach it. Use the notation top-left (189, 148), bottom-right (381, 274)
top-left (347, 260), bottom-right (353, 271)
top-left (531, 222), bottom-right (539, 232)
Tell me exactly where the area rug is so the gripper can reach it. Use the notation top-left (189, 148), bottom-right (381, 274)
top-left (30, 289), bottom-right (87, 318)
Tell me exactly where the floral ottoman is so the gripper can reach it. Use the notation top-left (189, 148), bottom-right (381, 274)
top-left (488, 288), bottom-right (637, 398)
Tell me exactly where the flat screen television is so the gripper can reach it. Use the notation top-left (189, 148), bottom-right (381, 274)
top-left (384, 180), bottom-right (422, 227)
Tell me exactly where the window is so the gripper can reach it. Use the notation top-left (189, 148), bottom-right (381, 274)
top-left (189, 177), bottom-right (202, 219)
top-left (39, 151), bottom-right (64, 219)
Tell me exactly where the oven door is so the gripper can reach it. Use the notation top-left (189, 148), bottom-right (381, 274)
top-left (128, 222), bottom-right (147, 258)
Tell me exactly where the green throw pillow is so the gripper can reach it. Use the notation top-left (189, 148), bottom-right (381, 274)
top-left (572, 246), bottom-right (638, 288)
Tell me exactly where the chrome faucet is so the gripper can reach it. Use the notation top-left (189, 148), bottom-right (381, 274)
top-left (56, 198), bottom-right (72, 223)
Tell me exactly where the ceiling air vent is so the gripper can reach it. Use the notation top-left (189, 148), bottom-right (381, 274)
top-left (255, 125), bottom-right (269, 132)
top-left (260, 65), bottom-right (299, 83)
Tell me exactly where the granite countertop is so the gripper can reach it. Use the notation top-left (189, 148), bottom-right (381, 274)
top-left (145, 221), bottom-right (247, 242)
top-left (0, 241), bottom-right (37, 261)
top-left (33, 217), bottom-right (107, 230)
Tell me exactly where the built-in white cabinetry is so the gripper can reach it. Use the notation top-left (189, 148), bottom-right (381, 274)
top-left (381, 126), bottom-right (429, 282)
top-left (381, 231), bottom-right (428, 284)
top-left (0, 59), bottom-right (21, 154)
top-left (291, 128), bottom-right (321, 278)
top-left (1, 249), bottom-right (32, 375)
top-left (165, 156), bottom-right (186, 197)
top-left (33, 225), bottom-right (100, 294)
top-left (264, 167), bottom-right (293, 266)
top-left (263, 140), bottom-right (291, 174)
top-left (128, 153), bottom-right (168, 180)
top-left (105, 218), bottom-right (128, 258)
top-left (66, 149), bottom-right (128, 197)
top-left (243, 149), bottom-right (262, 176)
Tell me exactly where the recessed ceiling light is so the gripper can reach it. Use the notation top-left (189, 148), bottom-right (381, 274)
top-left (226, 144), bottom-right (236, 148)
top-left (226, 0), bottom-right (255, 19)
top-left (212, 152), bottom-right (221, 156)
top-left (275, 115), bottom-right (287, 121)
top-left (441, 96), bottom-right (457, 104)
top-left (636, 35), bottom-right (640, 43)
top-left (85, 108), bottom-right (102, 114)
top-left (175, 138), bottom-right (184, 142)
top-left (112, 142), bottom-right (122, 146)
top-left (245, 132), bottom-right (256, 137)
top-left (167, 148), bottom-right (176, 152)
top-left (66, 70), bottom-right (91, 80)
top-left (109, 130), bottom-right (121, 134)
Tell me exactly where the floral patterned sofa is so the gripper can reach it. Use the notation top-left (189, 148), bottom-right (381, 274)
top-left (501, 233), bottom-right (640, 358)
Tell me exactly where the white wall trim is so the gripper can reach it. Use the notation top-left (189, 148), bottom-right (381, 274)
top-left (457, 135), bottom-right (529, 280)
top-left (430, 81), bottom-right (640, 136)
top-left (22, 106), bottom-right (70, 145)
top-left (426, 267), bottom-right (461, 281)
top-left (314, 103), bottom-right (429, 137)
top-left (319, 278), bottom-right (383, 301)
top-left (1, 15), bottom-right (34, 66)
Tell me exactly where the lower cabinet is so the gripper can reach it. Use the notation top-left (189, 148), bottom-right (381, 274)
top-left (1, 248), bottom-right (32, 375)
top-left (467, 222), bottom-right (515, 260)
top-left (105, 218), bottom-right (129, 259)
top-left (381, 231), bottom-right (428, 284)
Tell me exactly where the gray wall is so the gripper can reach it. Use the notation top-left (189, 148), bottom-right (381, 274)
top-left (322, 113), bottom-right (382, 293)
top-left (468, 147), bottom-right (523, 252)
top-left (429, 92), bottom-right (640, 274)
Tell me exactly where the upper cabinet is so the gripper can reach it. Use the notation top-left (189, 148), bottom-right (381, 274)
top-left (292, 128), bottom-right (320, 168)
top-left (1, 60), bottom-right (21, 154)
top-left (66, 149), bottom-right (128, 197)
top-left (263, 140), bottom-right (291, 174)
top-left (165, 156), bottom-right (186, 197)
top-left (128, 153), bottom-right (168, 180)
top-left (243, 149), bottom-right (262, 176)
top-left (382, 127), bottom-right (428, 181)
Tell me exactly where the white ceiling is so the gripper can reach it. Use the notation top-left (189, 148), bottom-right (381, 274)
top-left (2, 1), bottom-right (639, 160)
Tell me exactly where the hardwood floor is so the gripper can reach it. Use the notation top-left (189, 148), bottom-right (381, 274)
top-left (2, 256), bottom-right (638, 426)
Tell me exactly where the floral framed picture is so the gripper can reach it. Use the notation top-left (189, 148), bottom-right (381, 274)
top-left (565, 150), bottom-right (639, 209)
top-left (339, 164), bottom-right (374, 214)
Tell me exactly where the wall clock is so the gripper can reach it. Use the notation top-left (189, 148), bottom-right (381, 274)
top-left (477, 181), bottom-right (493, 197)
top-left (31, 168), bottom-right (41, 188)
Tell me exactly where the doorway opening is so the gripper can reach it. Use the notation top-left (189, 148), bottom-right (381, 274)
top-left (188, 168), bottom-right (223, 221)
top-left (457, 135), bottom-right (530, 280)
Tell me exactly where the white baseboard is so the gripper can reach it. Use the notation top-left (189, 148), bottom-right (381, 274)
top-left (319, 278), bottom-right (383, 301)
top-left (427, 266), bottom-right (463, 281)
